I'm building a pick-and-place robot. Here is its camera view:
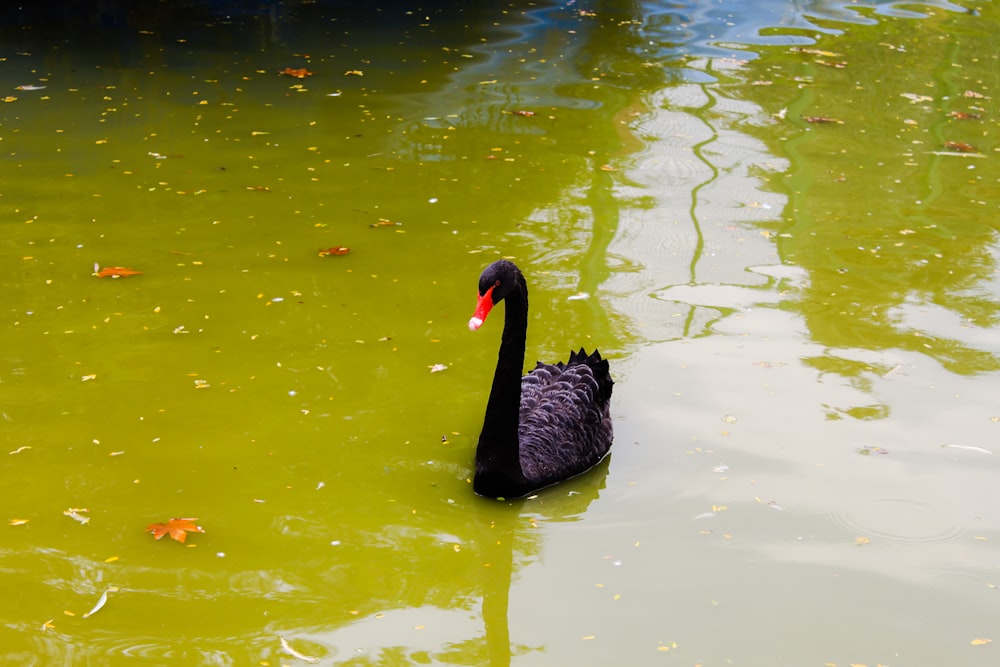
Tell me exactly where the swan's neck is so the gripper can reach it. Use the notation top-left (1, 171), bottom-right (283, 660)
top-left (475, 274), bottom-right (528, 491)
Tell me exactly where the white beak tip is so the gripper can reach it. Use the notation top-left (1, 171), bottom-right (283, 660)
top-left (468, 317), bottom-right (483, 331)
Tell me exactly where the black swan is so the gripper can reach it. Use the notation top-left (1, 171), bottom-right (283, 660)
top-left (468, 259), bottom-right (614, 499)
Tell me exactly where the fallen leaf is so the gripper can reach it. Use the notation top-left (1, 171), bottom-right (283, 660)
top-left (94, 265), bottom-right (142, 278)
top-left (15, 84), bottom-right (46, 91)
top-left (63, 508), bottom-right (90, 525)
top-left (280, 636), bottom-right (321, 663)
top-left (280, 67), bottom-right (313, 78)
top-left (146, 517), bottom-right (205, 543)
top-left (792, 47), bottom-right (844, 57)
top-left (943, 141), bottom-right (978, 153)
top-left (947, 111), bottom-right (981, 120)
top-left (510, 110), bottom-right (535, 117)
top-left (429, 364), bottom-right (448, 373)
top-left (319, 247), bottom-right (350, 257)
top-left (901, 92), bottom-right (934, 104)
top-left (9, 518), bottom-right (29, 526)
top-left (369, 219), bottom-right (401, 228)
top-left (855, 536), bottom-right (870, 546)
top-left (82, 587), bottom-right (118, 618)
top-left (971, 638), bottom-right (992, 646)
top-left (344, 69), bottom-right (364, 76)
top-left (963, 90), bottom-right (987, 99)
top-left (802, 115), bottom-right (844, 124)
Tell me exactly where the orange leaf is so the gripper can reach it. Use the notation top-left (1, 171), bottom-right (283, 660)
top-left (146, 517), bottom-right (205, 543)
top-left (943, 141), bottom-right (978, 153)
top-left (280, 67), bottom-right (313, 78)
top-left (319, 246), bottom-right (350, 257)
top-left (95, 266), bottom-right (142, 278)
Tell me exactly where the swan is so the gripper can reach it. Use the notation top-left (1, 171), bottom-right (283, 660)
top-left (468, 259), bottom-right (614, 498)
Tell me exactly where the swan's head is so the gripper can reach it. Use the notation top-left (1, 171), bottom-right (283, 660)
top-left (469, 259), bottom-right (521, 331)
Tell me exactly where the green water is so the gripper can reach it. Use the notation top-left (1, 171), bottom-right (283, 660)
top-left (3, 1), bottom-right (1000, 665)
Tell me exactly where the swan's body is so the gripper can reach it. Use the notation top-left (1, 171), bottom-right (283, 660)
top-left (468, 260), bottom-right (613, 498)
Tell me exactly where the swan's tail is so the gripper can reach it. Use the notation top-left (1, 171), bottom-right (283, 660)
top-left (569, 347), bottom-right (614, 403)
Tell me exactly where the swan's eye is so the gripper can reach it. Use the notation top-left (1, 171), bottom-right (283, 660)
top-left (494, 280), bottom-right (501, 287)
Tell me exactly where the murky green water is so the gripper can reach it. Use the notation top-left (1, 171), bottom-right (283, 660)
top-left (2, 1), bottom-right (999, 665)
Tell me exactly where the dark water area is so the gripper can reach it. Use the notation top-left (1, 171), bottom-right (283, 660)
top-left (2, 1), bottom-right (999, 665)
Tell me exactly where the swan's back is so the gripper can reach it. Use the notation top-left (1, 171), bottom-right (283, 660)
top-left (517, 348), bottom-right (613, 486)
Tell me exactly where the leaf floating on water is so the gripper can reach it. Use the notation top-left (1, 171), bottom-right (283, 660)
top-left (855, 536), bottom-right (871, 546)
top-left (279, 636), bottom-right (321, 664)
top-left (146, 518), bottom-right (205, 543)
top-left (429, 364), bottom-right (448, 373)
top-left (82, 587), bottom-right (119, 618)
top-left (943, 141), bottom-right (978, 153)
top-left (15, 84), bottom-right (46, 91)
top-left (942, 444), bottom-right (994, 455)
top-left (9, 518), bottom-right (29, 526)
top-left (802, 115), bottom-right (844, 124)
top-left (856, 445), bottom-right (889, 456)
top-left (8, 446), bottom-right (31, 455)
top-left (93, 265), bottom-right (142, 278)
top-left (280, 67), bottom-right (313, 78)
top-left (63, 508), bottom-right (90, 525)
top-left (344, 69), bottom-right (364, 76)
top-left (901, 92), bottom-right (934, 104)
top-left (319, 246), bottom-right (350, 257)
top-left (971, 638), bottom-right (992, 646)
top-left (369, 218), bottom-right (402, 228)
top-left (791, 47), bottom-right (844, 57)
top-left (963, 90), bottom-right (988, 99)
top-left (948, 111), bottom-right (981, 120)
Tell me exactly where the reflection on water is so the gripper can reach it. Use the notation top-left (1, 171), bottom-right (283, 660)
top-left (2, 1), bottom-right (1000, 665)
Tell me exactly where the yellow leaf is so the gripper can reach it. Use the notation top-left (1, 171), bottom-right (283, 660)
top-left (8, 518), bottom-right (29, 526)
top-left (855, 536), bottom-right (870, 546)
top-left (971, 638), bottom-right (992, 646)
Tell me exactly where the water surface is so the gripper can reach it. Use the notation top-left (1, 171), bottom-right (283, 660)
top-left (2, 1), bottom-right (999, 665)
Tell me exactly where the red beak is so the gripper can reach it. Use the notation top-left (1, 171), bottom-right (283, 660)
top-left (468, 285), bottom-right (496, 331)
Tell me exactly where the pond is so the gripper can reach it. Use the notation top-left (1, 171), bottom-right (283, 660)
top-left (2, 1), bottom-right (999, 665)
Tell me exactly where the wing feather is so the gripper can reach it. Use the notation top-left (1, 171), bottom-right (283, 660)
top-left (517, 348), bottom-right (613, 485)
